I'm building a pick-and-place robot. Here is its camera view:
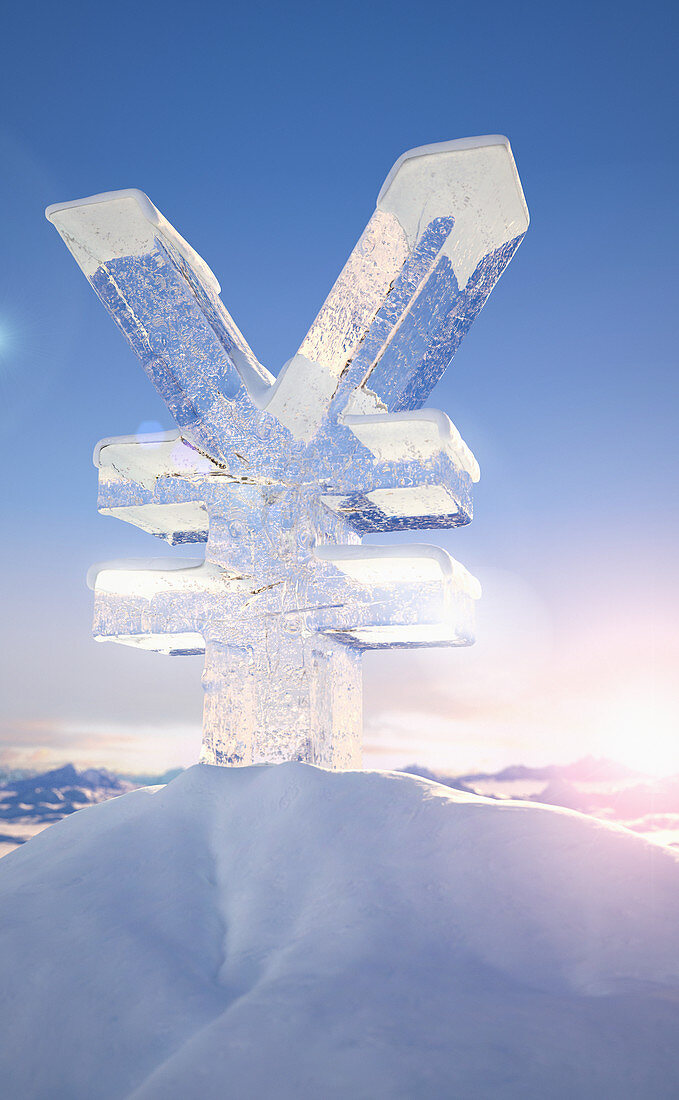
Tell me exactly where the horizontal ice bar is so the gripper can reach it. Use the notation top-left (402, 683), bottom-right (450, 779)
top-left (343, 410), bottom-right (479, 481)
top-left (89, 543), bottom-right (479, 653)
top-left (95, 410), bottom-right (479, 541)
top-left (314, 544), bottom-right (480, 648)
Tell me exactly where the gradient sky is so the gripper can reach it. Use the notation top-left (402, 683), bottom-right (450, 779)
top-left (1, 0), bottom-right (677, 776)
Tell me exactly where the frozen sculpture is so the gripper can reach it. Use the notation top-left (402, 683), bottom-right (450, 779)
top-left (47, 136), bottom-right (528, 768)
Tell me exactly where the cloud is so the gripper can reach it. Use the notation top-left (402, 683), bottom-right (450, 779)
top-left (0, 718), bottom-right (201, 774)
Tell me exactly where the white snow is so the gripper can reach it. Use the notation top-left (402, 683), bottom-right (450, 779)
top-left (314, 543), bottom-right (482, 598)
top-left (343, 409), bottom-right (481, 482)
top-left (378, 137), bottom-right (529, 286)
top-left (45, 190), bottom-right (222, 295)
top-left (94, 432), bottom-right (217, 485)
top-left (1, 763), bottom-right (679, 1099)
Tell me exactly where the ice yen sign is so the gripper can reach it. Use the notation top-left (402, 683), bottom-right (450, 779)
top-left (47, 136), bottom-right (529, 769)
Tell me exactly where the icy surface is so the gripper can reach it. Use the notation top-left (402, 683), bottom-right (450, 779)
top-left (1, 763), bottom-right (679, 1099)
top-left (47, 137), bottom-right (527, 767)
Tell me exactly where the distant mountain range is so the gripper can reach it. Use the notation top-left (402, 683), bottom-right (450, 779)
top-left (401, 759), bottom-right (679, 835)
top-left (0, 764), bottom-right (129, 824)
top-left (2, 758), bottom-right (678, 856)
top-left (0, 764), bottom-right (182, 849)
top-left (459, 755), bottom-right (646, 784)
top-left (0, 764), bottom-right (183, 791)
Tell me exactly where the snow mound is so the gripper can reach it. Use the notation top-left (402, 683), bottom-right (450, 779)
top-left (1, 763), bottom-right (679, 1099)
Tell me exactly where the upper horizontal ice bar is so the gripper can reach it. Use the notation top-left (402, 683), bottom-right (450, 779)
top-left (94, 421), bottom-right (476, 541)
top-left (96, 432), bottom-right (219, 488)
top-left (94, 409), bottom-right (478, 488)
top-left (93, 429), bottom-right (182, 468)
top-left (343, 410), bottom-right (480, 482)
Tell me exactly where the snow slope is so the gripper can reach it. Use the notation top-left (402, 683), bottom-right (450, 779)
top-left (1, 763), bottom-right (679, 1099)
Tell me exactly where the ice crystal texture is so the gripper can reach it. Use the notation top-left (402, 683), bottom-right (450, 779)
top-left (46, 136), bottom-right (528, 767)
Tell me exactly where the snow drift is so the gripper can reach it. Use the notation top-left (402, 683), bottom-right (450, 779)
top-left (1, 763), bottom-right (679, 1098)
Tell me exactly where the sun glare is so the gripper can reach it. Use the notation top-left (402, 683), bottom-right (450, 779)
top-left (0, 316), bottom-right (19, 377)
top-left (0, 319), bottom-right (12, 354)
top-left (597, 684), bottom-right (679, 777)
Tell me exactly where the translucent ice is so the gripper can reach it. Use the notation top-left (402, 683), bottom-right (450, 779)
top-left (47, 135), bottom-right (529, 767)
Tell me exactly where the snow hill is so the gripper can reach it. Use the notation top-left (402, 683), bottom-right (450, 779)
top-left (1, 764), bottom-right (679, 1099)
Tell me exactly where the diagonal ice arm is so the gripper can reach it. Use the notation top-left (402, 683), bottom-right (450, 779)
top-left (265, 136), bottom-right (528, 439)
top-left (46, 190), bottom-right (275, 462)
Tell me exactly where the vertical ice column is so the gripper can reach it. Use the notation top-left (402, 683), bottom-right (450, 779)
top-left (201, 633), bottom-right (362, 768)
top-left (200, 482), bottom-right (363, 766)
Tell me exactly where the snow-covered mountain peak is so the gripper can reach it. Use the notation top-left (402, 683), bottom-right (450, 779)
top-left (2, 762), bottom-right (679, 1098)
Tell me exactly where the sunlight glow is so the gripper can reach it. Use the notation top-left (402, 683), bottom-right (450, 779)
top-left (596, 683), bottom-right (679, 777)
top-left (0, 317), bottom-right (18, 371)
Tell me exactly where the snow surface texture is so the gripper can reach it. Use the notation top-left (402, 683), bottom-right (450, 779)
top-left (2, 764), bottom-right (679, 1099)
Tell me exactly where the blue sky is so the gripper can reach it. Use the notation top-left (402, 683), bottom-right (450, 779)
top-left (1, 0), bottom-right (677, 775)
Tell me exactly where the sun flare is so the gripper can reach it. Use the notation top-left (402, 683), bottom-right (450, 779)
top-left (596, 684), bottom-right (679, 777)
